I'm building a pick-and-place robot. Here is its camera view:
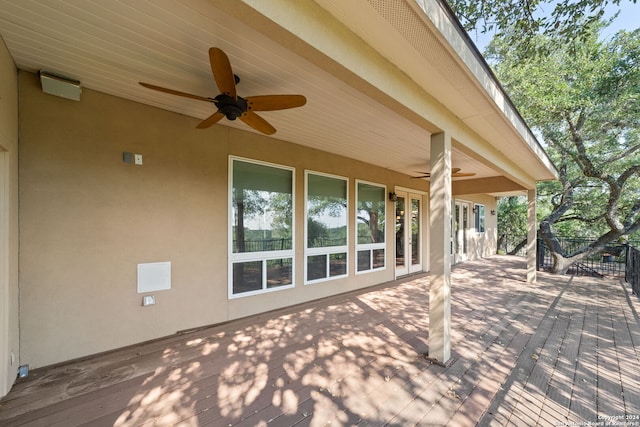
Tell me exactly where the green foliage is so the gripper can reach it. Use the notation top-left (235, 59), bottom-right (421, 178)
top-left (497, 196), bottom-right (527, 238)
top-left (488, 23), bottom-right (640, 264)
top-left (447, 0), bottom-right (635, 54)
top-left (449, 0), bottom-right (639, 270)
top-left (497, 196), bottom-right (529, 254)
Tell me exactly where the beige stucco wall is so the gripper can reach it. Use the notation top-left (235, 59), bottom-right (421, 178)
top-left (19, 71), bottom-right (450, 368)
top-left (0, 37), bottom-right (19, 397)
top-left (463, 194), bottom-right (499, 260)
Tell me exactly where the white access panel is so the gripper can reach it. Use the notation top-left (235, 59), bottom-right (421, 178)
top-left (137, 262), bottom-right (171, 293)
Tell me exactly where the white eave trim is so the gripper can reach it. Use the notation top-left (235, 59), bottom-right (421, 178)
top-left (410, 0), bottom-right (558, 179)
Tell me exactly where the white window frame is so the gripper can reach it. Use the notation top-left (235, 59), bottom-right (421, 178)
top-left (304, 171), bottom-right (349, 285)
top-left (228, 156), bottom-right (295, 299)
top-left (355, 179), bottom-right (387, 274)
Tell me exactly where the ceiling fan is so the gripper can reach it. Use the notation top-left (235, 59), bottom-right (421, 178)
top-left (139, 47), bottom-right (306, 135)
top-left (413, 168), bottom-right (476, 178)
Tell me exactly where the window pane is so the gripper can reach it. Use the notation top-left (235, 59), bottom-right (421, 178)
top-left (357, 250), bottom-right (371, 272)
top-left (329, 253), bottom-right (347, 277)
top-left (411, 199), bottom-right (420, 265)
top-left (475, 204), bottom-right (486, 233)
top-left (396, 197), bottom-right (406, 268)
top-left (232, 160), bottom-right (293, 253)
top-left (373, 249), bottom-right (385, 269)
top-left (357, 183), bottom-right (385, 244)
top-left (307, 255), bottom-right (327, 281)
top-left (462, 204), bottom-right (468, 253)
top-left (307, 174), bottom-right (347, 248)
top-left (266, 258), bottom-right (292, 288)
top-left (232, 261), bottom-right (262, 294)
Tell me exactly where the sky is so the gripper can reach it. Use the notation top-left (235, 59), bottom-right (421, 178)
top-left (600, 0), bottom-right (640, 38)
top-left (470, 0), bottom-right (640, 51)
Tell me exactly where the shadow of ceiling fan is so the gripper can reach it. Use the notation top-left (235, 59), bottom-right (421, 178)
top-left (412, 168), bottom-right (476, 178)
top-left (139, 47), bottom-right (306, 135)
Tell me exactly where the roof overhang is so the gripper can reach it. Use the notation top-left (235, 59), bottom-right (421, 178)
top-left (0, 0), bottom-right (557, 192)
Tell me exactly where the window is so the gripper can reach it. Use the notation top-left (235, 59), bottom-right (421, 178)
top-left (474, 204), bottom-right (486, 233)
top-left (230, 158), bottom-right (294, 297)
top-left (356, 181), bottom-right (386, 273)
top-left (305, 172), bottom-right (348, 283)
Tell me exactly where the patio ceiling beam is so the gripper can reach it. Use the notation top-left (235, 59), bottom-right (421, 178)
top-left (452, 176), bottom-right (525, 196)
top-left (450, 139), bottom-right (539, 190)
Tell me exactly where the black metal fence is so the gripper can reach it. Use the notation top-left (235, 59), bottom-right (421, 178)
top-left (626, 245), bottom-right (640, 296)
top-left (232, 238), bottom-right (292, 253)
top-left (535, 237), bottom-right (640, 278)
top-left (502, 234), bottom-right (640, 297)
top-left (497, 233), bottom-right (527, 257)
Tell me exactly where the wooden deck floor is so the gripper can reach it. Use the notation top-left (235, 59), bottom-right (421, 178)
top-left (1, 256), bottom-right (640, 426)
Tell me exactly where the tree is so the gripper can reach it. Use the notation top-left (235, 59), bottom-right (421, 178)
top-left (307, 196), bottom-right (347, 247)
top-left (497, 196), bottom-right (528, 254)
top-left (486, 26), bottom-right (640, 273)
top-left (448, 0), bottom-right (636, 54)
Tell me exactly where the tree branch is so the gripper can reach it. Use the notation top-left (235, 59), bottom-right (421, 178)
top-left (606, 142), bottom-right (640, 163)
top-left (556, 213), bottom-right (604, 224)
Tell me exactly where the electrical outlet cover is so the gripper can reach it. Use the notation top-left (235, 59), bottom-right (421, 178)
top-left (142, 295), bottom-right (156, 306)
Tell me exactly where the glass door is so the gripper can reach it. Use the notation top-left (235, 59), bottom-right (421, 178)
top-left (395, 191), bottom-right (423, 277)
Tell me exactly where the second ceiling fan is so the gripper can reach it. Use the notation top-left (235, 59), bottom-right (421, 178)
top-left (140, 47), bottom-right (306, 135)
top-left (413, 168), bottom-right (476, 178)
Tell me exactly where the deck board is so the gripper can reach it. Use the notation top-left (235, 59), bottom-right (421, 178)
top-left (2, 255), bottom-right (640, 426)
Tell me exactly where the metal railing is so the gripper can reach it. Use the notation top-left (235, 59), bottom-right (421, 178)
top-left (497, 233), bottom-right (527, 257)
top-left (232, 238), bottom-right (292, 253)
top-left (489, 231), bottom-right (640, 299)
top-left (535, 237), bottom-right (639, 278)
top-left (626, 245), bottom-right (640, 297)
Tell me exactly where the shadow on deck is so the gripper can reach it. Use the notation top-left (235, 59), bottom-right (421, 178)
top-left (1, 255), bottom-right (639, 426)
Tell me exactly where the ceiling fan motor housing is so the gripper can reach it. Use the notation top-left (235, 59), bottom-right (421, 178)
top-left (215, 94), bottom-right (247, 120)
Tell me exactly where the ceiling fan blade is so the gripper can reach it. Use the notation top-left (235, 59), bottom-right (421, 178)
top-left (196, 111), bottom-right (225, 129)
top-left (209, 47), bottom-right (236, 99)
top-left (413, 168), bottom-right (474, 178)
top-left (246, 95), bottom-right (307, 111)
top-left (240, 111), bottom-right (276, 135)
top-left (139, 82), bottom-right (215, 103)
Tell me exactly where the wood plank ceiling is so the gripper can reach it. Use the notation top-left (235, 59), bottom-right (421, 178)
top-left (0, 0), bottom-right (511, 182)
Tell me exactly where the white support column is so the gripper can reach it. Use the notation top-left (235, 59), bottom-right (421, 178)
top-left (429, 132), bottom-right (452, 364)
top-left (527, 188), bottom-right (537, 284)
